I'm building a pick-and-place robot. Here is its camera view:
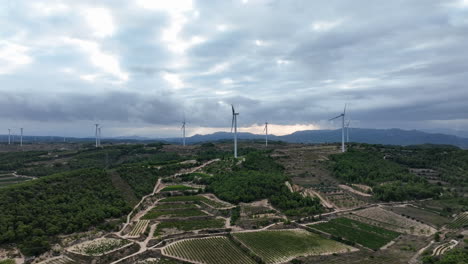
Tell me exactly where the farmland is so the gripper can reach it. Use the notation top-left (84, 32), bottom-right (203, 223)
top-left (232, 229), bottom-right (356, 263)
top-left (160, 185), bottom-right (196, 192)
top-left (128, 220), bottom-right (149, 237)
top-left (142, 208), bottom-right (207, 219)
top-left (310, 217), bottom-right (400, 250)
top-left (447, 212), bottom-right (468, 229)
top-left (349, 207), bottom-right (436, 236)
top-left (383, 205), bottom-right (451, 228)
top-left (155, 218), bottom-right (225, 235)
top-left (159, 195), bottom-right (230, 209)
top-left (162, 236), bottom-right (256, 264)
top-left (69, 238), bottom-right (131, 256)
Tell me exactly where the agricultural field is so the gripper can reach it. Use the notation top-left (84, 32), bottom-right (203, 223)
top-left (0, 175), bottom-right (32, 188)
top-left (447, 212), bottom-right (468, 229)
top-left (128, 220), bottom-right (149, 237)
top-left (0, 260), bottom-right (15, 264)
top-left (142, 208), bottom-right (207, 219)
top-left (159, 195), bottom-right (230, 209)
top-left (383, 205), bottom-right (451, 228)
top-left (232, 229), bottom-right (356, 264)
top-left (37, 256), bottom-right (76, 264)
top-left (160, 185), bottom-right (196, 192)
top-left (69, 238), bottom-right (131, 256)
top-left (349, 207), bottom-right (436, 236)
top-left (432, 240), bottom-right (458, 256)
top-left (310, 217), bottom-right (400, 250)
top-left (323, 191), bottom-right (368, 209)
top-left (137, 258), bottom-right (182, 264)
top-left (155, 218), bottom-right (226, 235)
top-left (153, 203), bottom-right (198, 210)
top-left (162, 236), bottom-right (256, 264)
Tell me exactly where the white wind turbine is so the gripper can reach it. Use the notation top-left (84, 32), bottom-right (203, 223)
top-left (98, 126), bottom-right (102, 147)
top-left (231, 105), bottom-right (239, 158)
top-left (8, 129), bottom-right (11, 145)
top-left (94, 124), bottom-right (99, 148)
top-left (181, 118), bottom-right (186, 146)
top-left (20, 128), bottom-right (23, 147)
top-left (264, 122), bottom-right (269, 147)
top-left (346, 120), bottom-right (351, 143)
top-left (329, 104), bottom-right (347, 153)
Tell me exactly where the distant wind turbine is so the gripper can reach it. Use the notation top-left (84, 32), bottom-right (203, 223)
top-left (329, 104), bottom-right (347, 153)
top-left (98, 126), bottom-right (102, 147)
top-left (346, 120), bottom-right (351, 143)
top-left (264, 122), bottom-right (269, 147)
top-left (95, 124), bottom-right (99, 148)
top-left (8, 129), bottom-right (11, 145)
top-left (20, 128), bottom-right (23, 147)
top-left (181, 118), bottom-right (186, 146)
top-left (231, 105), bottom-right (239, 158)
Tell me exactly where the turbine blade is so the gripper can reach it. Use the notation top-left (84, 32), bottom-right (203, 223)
top-left (329, 115), bottom-right (342, 121)
top-left (344, 103), bottom-right (347, 115)
top-left (231, 104), bottom-right (235, 115)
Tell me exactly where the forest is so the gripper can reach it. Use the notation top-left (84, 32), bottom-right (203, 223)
top-left (329, 147), bottom-right (442, 201)
top-left (206, 151), bottom-right (323, 216)
top-left (0, 169), bottom-right (131, 256)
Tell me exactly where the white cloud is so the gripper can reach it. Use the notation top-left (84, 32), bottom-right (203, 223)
top-left (202, 62), bottom-right (230, 75)
top-left (276, 59), bottom-right (291, 65)
top-left (311, 20), bottom-right (342, 32)
top-left (136, 0), bottom-right (193, 12)
top-left (30, 1), bottom-right (69, 16)
top-left (82, 7), bottom-right (116, 38)
top-left (220, 78), bottom-right (234, 85)
top-left (162, 71), bottom-right (184, 89)
top-left (0, 41), bottom-right (33, 74)
top-left (62, 37), bottom-right (128, 83)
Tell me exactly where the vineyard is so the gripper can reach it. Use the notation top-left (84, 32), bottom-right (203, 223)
top-left (383, 205), bottom-right (451, 228)
top-left (162, 236), bottom-right (256, 264)
top-left (128, 220), bottom-right (149, 237)
top-left (323, 192), bottom-right (367, 209)
top-left (160, 185), bottom-right (197, 192)
top-left (311, 218), bottom-right (400, 250)
top-left (348, 207), bottom-right (436, 236)
top-left (0, 174), bottom-right (31, 188)
top-left (447, 212), bottom-right (468, 229)
top-left (159, 195), bottom-right (230, 209)
top-left (232, 229), bottom-right (356, 264)
top-left (142, 208), bottom-right (207, 219)
top-left (155, 218), bottom-right (225, 235)
top-left (37, 256), bottom-right (76, 264)
top-left (69, 238), bottom-right (131, 256)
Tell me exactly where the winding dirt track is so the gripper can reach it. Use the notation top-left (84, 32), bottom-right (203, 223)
top-left (110, 159), bottom-right (220, 264)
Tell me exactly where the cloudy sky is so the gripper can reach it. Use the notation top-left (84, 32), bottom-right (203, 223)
top-left (1, 0), bottom-right (468, 138)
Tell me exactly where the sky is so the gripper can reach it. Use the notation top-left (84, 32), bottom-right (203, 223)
top-left (1, 0), bottom-right (468, 138)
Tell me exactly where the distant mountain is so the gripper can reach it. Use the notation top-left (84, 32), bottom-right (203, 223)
top-left (164, 128), bottom-right (468, 148)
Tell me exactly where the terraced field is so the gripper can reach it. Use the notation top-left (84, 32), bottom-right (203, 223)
top-left (128, 220), bottom-right (149, 237)
top-left (37, 256), bottom-right (76, 264)
top-left (233, 229), bottom-right (356, 264)
top-left (383, 205), bottom-right (451, 227)
top-left (160, 185), bottom-right (196, 192)
top-left (142, 208), bottom-right (207, 219)
top-left (159, 195), bottom-right (230, 209)
top-left (69, 238), bottom-right (131, 256)
top-left (432, 240), bottom-right (458, 256)
top-left (310, 218), bottom-right (400, 250)
top-left (447, 212), bottom-right (468, 229)
top-left (0, 175), bottom-right (31, 188)
top-left (162, 236), bottom-right (256, 264)
top-left (155, 218), bottom-right (225, 235)
top-left (349, 207), bottom-right (436, 236)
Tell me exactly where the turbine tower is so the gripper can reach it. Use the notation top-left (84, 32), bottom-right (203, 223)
top-left (8, 129), bottom-right (11, 145)
top-left (264, 122), bottom-right (269, 147)
top-left (231, 105), bottom-right (239, 158)
top-left (95, 124), bottom-right (99, 148)
top-left (346, 120), bottom-right (351, 143)
top-left (98, 126), bottom-right (102, 147)
top-left (181, 119), bottom-right (186, 146)
top-left (20, 128), bottom-right (23, 147)
top-left (329, 104), bottom-right (347, 153)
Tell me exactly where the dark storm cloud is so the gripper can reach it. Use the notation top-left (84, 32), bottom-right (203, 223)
top-left (1, 0), bottom-right (468, 136)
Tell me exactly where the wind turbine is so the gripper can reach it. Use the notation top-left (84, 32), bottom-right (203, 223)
top-left (231, 105), bottom-right (239, 158)
top-left (346, 120), bottom-right (351, 143)
top-left (329, 104), bottom-right (347, 153)
top-left (181, 118), bottom-right (186, 146)
top-left (98, 126), bottom-right (102, 147)
top-left (8, 129), bottom-right (11, 145)
top-left (264, 122), bottom-right (269, 147)
top-left (95, 124), bottom-right (99, 148)
top-left (20, 128), bottom-right (23, 147)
